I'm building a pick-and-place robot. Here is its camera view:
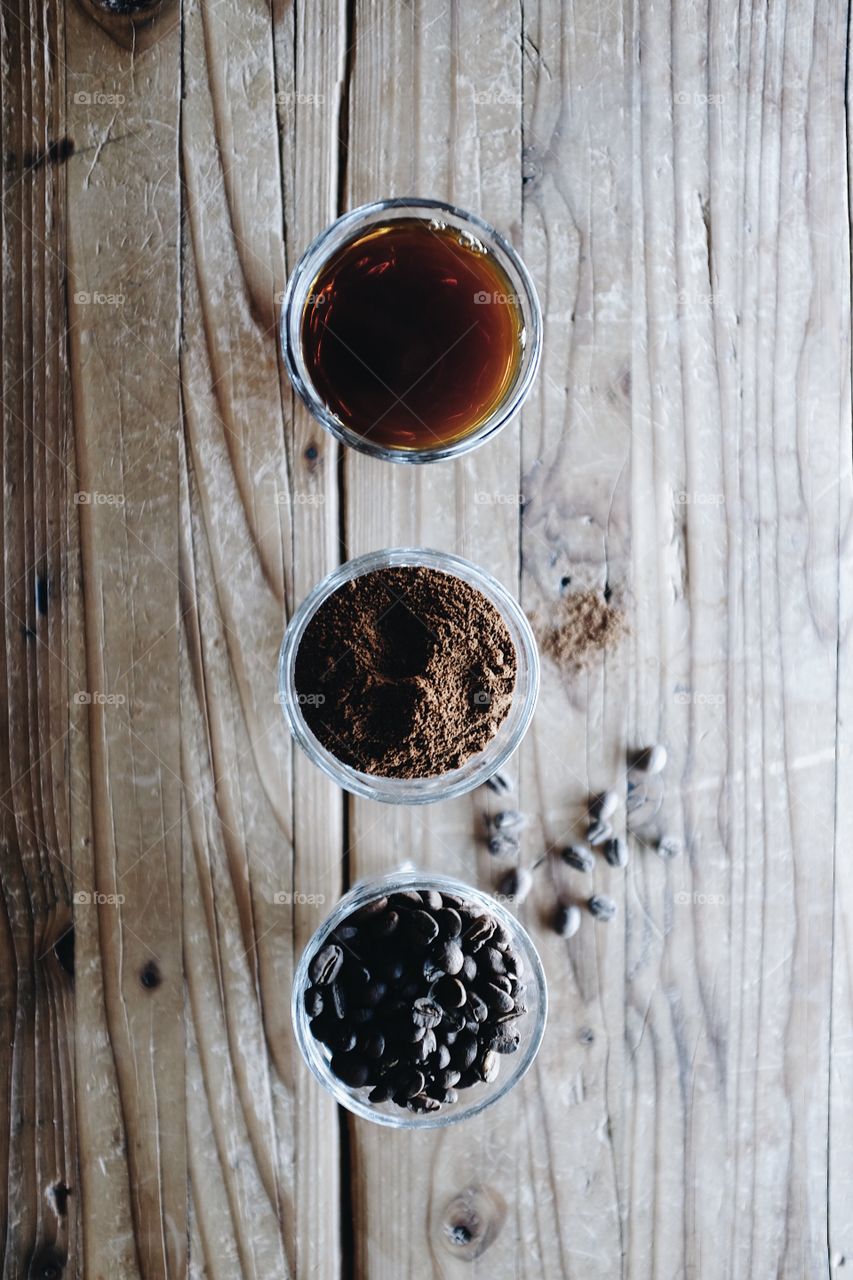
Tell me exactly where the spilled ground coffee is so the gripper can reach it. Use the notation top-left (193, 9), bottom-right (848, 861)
top-left (294, 566), bottom-right (517, 778)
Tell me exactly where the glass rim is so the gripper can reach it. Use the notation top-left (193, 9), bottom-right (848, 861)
top-left (280, 197), bottom-right (543, 464)
top-left (291, 868), bottom-right (549, 1128)
top-left (278, 548), bottom-right (540, 804)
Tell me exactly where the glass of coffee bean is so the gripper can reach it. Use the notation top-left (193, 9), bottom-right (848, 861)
top-left (292, 870), bottom-right (548, 1128)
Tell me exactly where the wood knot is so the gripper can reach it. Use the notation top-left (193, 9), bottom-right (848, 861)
top-left (48, 1182), bottom-right (71, 1217)
top-left (436, 1185), bottom-right (506, 1261)
top-left (139, 960), bottom-right (162, 990)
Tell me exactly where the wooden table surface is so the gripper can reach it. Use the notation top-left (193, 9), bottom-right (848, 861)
top-left (2, 0), bottom-right (852, 1276)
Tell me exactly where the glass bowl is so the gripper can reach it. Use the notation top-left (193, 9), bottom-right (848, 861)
top-left (291, 869), bottom-right (548, 1128)
top-left (279, 197), bottom-right (542, 463)
top-left (277, 548), bottom-right (540, 804)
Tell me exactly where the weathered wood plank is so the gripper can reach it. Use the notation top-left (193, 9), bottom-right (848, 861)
top-left (0, 0), bottom-right (77, 1274)
top-left (64, 2), bottom-right (184, 1274)
top-left (180, 0), bottom-right (347, 1274)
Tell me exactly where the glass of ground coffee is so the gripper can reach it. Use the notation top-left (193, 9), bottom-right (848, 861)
top-left (280, 198), bottom-right (542, 462)
top-left (292, 869), bottom-right (548, 1128)
top-left (278, 549), bottom-right (540, 803)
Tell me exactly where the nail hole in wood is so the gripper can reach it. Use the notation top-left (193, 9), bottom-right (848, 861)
top-left (603, 581), bottom-right (612, 603)
top-left (304, 443), bottom-right (319, 462)
top-left (35, 574), bottom-right (49, 615)
top-left (560, 575), bottom-right (571, 589)
top-left (139, 960), bottom-right (162, 990)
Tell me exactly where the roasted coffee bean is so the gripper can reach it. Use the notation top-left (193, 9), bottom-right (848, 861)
top-left (490, 974), bottom-right (513, 995)
top-left (309, 943), bottom-right (344, 985)
top-left (554, 903), bottom-right (582, 938)
top-left (497, 866), bottom-right (533, 903)
top-left (389, 890), bottom-right (424, 907)
top-left (444, 1029), bottom-right (459, 1046)
top-left (489, 809), bottom-right (527, 832)
top-left (409, 910), bottom-right (440, 946)
top-left (333, 923), bottom-right (359, 943)
top-left (588, 893), bottom-right (618, 921)
top-left (504, 950), bottom-right (523, 978)
top-left (361, 1031), bottom-right (385, 1059)
top-left (468, 991), bottom-right (489, 1023)
top-left (431, 939), bottom-right (464, 976)
top-left (419, 889), bottom-right (444, 911)
top-left (408, 1021), bottom-right (427, 1043)
top-left (479, 1050), bottom-right (500, 1083)
top-left (435, 976), bottom-right (467, 1010)
top-left (342, 962), bottom-right (371, 995)
top-left (439, 1068), bottom-right (461, 1089)
top-left (368, 1082), bottom-right (394, 1103)
top-left (561, 843), bottom-right (594, 873)
top-left (408, 1093), bottom-right (441, 1113)
top-left (400, 1070), bottom-right (425, 1100)
top-left (328, 1026), bottom-right (358, 1053)
top-left (487, 832), bottom-right (520, 858)
top-left (586, 818), bottom-right (614, 847)
top-left (480, 946), bottom-right (505, 975)
top-left (440, 892), bottom-right (467, 910)
top-left (435, 1044), bottom-right (451, 1070)
top-left (451, 1030), bottom-right (479, 1071)
top-left (327, 982), bottom-right (347, 1020)
top-left (461, 954), bottom-right (478, 983)
top-left (590, 789), bottom-right (619, 820)
top-left (371, 909), bottom-right (400, 937)
top-left (489, 1025), bottom-right (521, 1054)
top-left (604, 836), bottom-right (629, 868)
top-left (491, 923), bottom-right (512, 951)
top-left (484, 771), bottom-right (512, 795)
top-left (483, 982), bottom-right (515, 1013)
top-left (411, 1032), bottom-right (433, 1063)
top-left (353, 895), bottom-right (388, 922)
top-left (657, 834), bottom-right (683, 860)
top-left (435, 907), bottom-right (462, 938)
top-left (412, 996), bottom-right (443, 1029)
top-left (462, 915), bottom-right (494, 950)
top-left (633, 743), bottom-right (667, 774)
top-left (441, 1007), bottom-right (467, 1034)
top-left (380, 955), bottom-right (406, 983)
top-left (330, 1053), bottom-right (369, 1087)
top-left (304, 986), bottom-right (324, 1018)
top-left (456, 1066), bottom-right (481, 1089)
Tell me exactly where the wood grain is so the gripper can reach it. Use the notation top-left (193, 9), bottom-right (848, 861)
top-left (1, 0), bottom-right (851, 1277)
top-left (1, 0), bottom-right (76, 1275)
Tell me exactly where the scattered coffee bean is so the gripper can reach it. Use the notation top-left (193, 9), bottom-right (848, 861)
top-left (554, 903), bottom-right (582, 938)
top-left (586, 818), bottom-right (614, 847)
top-left (561, 843), bottom-right (594, 873)
top-left (588, 894), bottom-right (617, 922)
top-left (497, 866), bottom-right (533, 903)
top-left (590, 790), bottom-right (619, 820)
top-left (484, 771), bottom-right (512, 795)
top-left (488, 809), bottom-right (527, 833)
top-left (657, 834), bottom-right (683, 860)
top-left (603, 837), bottom-right (629, 869)
top-left (303, 888), bottom-right (528, 1114)
top-left (487, 832), bottom-right (520, 858)
top-left (633, 743), bottom-right (667, 774)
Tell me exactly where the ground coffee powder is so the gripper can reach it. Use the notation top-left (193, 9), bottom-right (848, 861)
top-left (294, 566), bottom-right (517, 778)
